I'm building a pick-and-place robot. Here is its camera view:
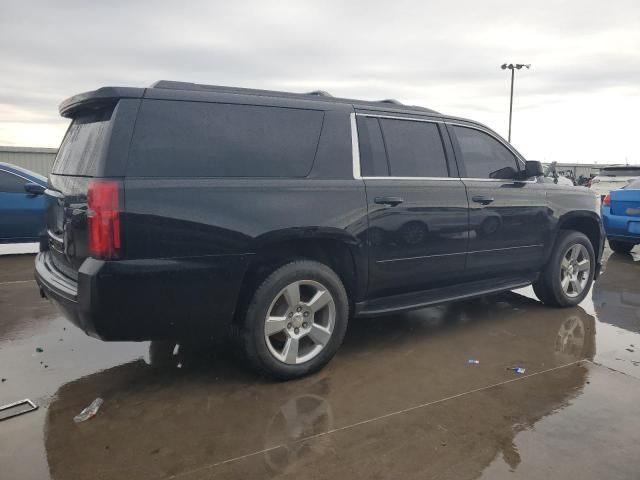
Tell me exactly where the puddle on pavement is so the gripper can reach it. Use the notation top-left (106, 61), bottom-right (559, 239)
top-left (1, 250), bottom-right (639, 479)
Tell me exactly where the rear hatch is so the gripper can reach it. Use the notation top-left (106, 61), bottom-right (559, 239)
top-left (610, 188), bottom-right (640, 217)
top-left (46, 106), bottom-right (116, 281)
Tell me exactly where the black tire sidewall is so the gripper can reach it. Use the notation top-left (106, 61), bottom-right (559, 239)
top-left (544, 231), bottom-right (595, 307)
top-left (243, 261), bottom-right (349, 379)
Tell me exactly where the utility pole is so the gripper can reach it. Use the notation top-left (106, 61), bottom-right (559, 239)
top-left (501, 63), bottom-right (530, 142)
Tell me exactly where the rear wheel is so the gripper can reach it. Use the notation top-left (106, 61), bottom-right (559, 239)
top-left (608, 239), bottom-right (634, 254)
top-left (533, 230), bottom-right (595, 307)
top-left (240, 260), bottom-right (349, 379)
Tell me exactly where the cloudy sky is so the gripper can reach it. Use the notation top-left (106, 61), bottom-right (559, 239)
top-left (1, 0), bottom-right (639, 164)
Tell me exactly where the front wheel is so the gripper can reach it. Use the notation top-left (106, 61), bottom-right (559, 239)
top-left (533, 230), bottom-right (595, 307)
top-left (240, 260), bottom-right (349, 379)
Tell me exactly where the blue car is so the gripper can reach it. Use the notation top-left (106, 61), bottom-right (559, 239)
top-left (0, 162), bottom-right (49, 243)
top-left (602, 178), bottom-right (640, 253)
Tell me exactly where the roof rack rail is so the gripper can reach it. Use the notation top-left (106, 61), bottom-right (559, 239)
top-left (306, 90), bottom-right (333, 97)
top-left (378, 99), bottom-right (403, 105)
top-left (150, 80), bottom-right (204, 90)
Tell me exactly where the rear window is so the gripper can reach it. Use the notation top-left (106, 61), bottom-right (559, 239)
top-left (52, 106), bottom-right (114, 176)
top-left (356, 117), bottom-right (389, 176)
top-left (623, 179), bottom-right (640, 189)
top-left (127, 100), bottom-right (324, 177)
top-left (378, 118), bottom-right (449, 177)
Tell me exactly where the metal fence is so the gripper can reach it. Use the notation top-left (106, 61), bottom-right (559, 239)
top-left (0, 146), bottom-right (57, 176)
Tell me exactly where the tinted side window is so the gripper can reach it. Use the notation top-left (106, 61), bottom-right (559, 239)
top-left (452, 126), bottom-right (518, 179)
top-left (379, 119), bottom-right (448, 177)
top-left (0, 171), bottom-right (26, 193)
top-left (356, 117), bottom-right (388, 176)
top-left (128, 101), bottom-right (324, 177)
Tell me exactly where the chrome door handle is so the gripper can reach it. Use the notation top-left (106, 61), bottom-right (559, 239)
top-left (472, 196), bottom-right (495, 205)
top-left (374, 196), bottom-right (404, 207)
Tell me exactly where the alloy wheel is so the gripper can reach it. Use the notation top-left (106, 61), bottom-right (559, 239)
top-left (559, 244), bottom-right (591, 298)
top-left (264, 280), bottom-right (336, 365)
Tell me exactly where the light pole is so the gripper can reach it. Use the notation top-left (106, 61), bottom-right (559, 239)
top-left (501, 63), bottom-right (530, 142)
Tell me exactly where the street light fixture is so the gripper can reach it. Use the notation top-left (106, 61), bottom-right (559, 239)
top-left (501, 63), bottom-right (531, 142)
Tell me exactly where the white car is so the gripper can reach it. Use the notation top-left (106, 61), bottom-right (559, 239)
top-left (542, 175), bottom-right (574, 186)
top-left (590, 166), bottom-right (640, 199)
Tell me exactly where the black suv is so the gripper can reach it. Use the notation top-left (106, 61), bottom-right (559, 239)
top-left (35, 81), bottom-right (604, 379)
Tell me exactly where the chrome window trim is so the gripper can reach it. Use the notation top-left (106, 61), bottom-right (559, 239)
top-left (350, 113), bottom-right (362, 180)
top-left (461, 177), bottom-right (537, 183)
top-left (361, 176), bottom-right (537, 183)
top-left (0, 168), bottom-right (33, 184)
top-left (361, 176), bottom-right (461, 181)
top-left (351, 112), bottom-right (537, 183)
top-left (356, 112), bottom-right (444, 124)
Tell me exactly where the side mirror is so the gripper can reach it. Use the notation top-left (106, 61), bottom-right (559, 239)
top-left (489, 166), bottom-right (518, 180)
top-left (24, 182), bottom-right (45, 195)
top-left (524, 160), bottom-right (544, 179)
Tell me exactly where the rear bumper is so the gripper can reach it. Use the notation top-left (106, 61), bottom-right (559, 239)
top-left (602, 207), bottom-right (640, 244)
top-left (35, 251), bottom-right (251, 341)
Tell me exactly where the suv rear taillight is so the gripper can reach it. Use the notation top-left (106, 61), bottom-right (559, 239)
top-left (602, 194), bottom-right (611, 206)
top-left (87, 180), bottom-right (121, 259)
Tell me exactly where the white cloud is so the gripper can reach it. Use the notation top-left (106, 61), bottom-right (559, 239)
top-left (1, 0), bottom-right (639, 163)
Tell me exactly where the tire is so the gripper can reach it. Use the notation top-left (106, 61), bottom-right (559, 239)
top-left (240, 260), bottom-right (349, 380)
top-left (532, 230), bottom-right (595, 308)
top-left (608, 239), bottom-right (634, 254)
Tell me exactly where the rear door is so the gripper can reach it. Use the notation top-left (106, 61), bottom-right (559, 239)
top-left (448, 123), bottom-right (550, 279)
top-left (357, 113), bottom-right (469, 299)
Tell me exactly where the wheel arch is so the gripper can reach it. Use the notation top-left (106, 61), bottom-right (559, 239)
top-left (232, 229), bottom-right (367, 324)
top-left (556, 211), bottom-right (603, 256)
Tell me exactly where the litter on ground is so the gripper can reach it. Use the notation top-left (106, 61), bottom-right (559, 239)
top-left (0, 399), bottom-right (38, 421)
top-left (74, 398), bottom-right (104, 423)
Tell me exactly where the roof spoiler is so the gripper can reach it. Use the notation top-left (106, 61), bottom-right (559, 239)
top-left (59, 87), bottom-right (144, 118)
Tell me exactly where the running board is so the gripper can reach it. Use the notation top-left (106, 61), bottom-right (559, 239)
top-left (355, 276), bottom-right (534, 317)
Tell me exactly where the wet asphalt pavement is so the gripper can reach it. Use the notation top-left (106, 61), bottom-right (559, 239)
top-left (1, 250), bottom-right (640, 479)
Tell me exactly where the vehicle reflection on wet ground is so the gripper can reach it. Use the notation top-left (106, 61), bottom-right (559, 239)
top-left (1, 250), bottom-right (639, 479)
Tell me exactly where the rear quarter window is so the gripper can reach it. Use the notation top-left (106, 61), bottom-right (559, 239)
top-left (127, 100), bottom-right (324, 177)
top-left (379, 118), bottom-right (449, 177)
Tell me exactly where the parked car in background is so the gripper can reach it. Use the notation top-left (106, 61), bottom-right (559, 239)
top-left (541, 175), bottom-right (575, 187)
top-left (602, 178), bottom-right (640, 253)
top-left (36, 81), bottom-right (604, 379)
top-left (0, 162), bottom-right (48, 243)
top-left (590, 166), bottom-right (640, 200)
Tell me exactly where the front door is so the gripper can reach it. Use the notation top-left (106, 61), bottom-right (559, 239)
top-left (0, 169), bottom-right (47, 242)
top-left (356, 114), bottom-right (469, 299)
top-left (448, 123), bottom-right (550, 280)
